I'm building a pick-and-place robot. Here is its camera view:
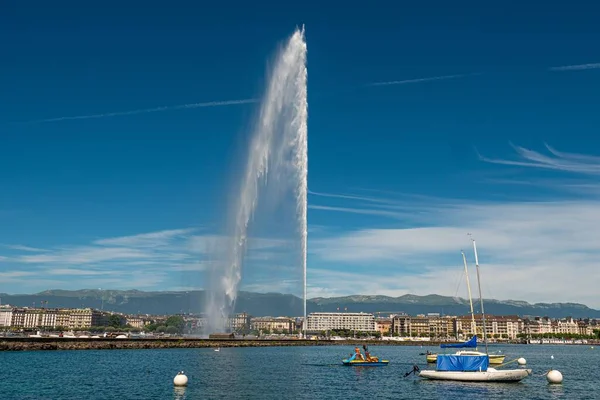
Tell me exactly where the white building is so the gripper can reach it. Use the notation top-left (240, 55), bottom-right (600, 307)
top-left (306, 312), bottom-right (376, 332)
top-left (0, 306), bottom-right (13, 327)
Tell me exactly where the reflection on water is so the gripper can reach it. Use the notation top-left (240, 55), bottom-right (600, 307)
top-left (173, 386), bottom-right (186, 400)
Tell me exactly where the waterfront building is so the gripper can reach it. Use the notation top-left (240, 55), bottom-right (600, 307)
top-left (0, 305), bottom-right (14, 327)
top-left (251, 317), bottom-right (295, 333)
top-left (523, 317), bottom-right (553, 336)
top-left (375, 318), bottom-right (392, 335)
top-left (229, 312), bottom-right (250, 331)
top-left (306, 312), bottom-right (376, 332)
top-left (455, 315), bottom-right (522, 340)
top-left (392, 314), bottom-right (455, 338)
top-left (68, 308), bottom-right (107, 329)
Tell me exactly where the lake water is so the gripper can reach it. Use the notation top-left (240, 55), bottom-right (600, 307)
top-left (0, 344), bottom-right (597, 399)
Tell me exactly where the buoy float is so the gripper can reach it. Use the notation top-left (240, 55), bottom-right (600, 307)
top-left (517, 357), bottom-right (526, 365)
top-left (174, 371), bottom-right (189, 387)
top-left (546, 369), bottom-right (563, 384)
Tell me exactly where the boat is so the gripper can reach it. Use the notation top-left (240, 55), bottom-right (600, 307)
top-left (419, 238), bottom-right (531, 383)
top-left (425, 250), bottom-right (506, 365)
top-left (419, 355), bottom-right (531, 382)
top-left (426, 336), bottom-right (506, 365)
top-left (342, 345), bottom-right (389, 366)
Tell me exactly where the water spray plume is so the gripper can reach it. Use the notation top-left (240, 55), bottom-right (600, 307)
top-left (204, 28), bottom-right (308, 334)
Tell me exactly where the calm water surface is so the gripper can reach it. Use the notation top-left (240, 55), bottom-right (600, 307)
top-left (0, 344), bottom-right (597, 399)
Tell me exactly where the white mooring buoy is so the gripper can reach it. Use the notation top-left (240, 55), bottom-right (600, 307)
top-left (517, 357), bottom-right (526, 365)
top-left (174, 371), bottom-right (189, 387)
top-left (546, 369), bottom-right (563, 384)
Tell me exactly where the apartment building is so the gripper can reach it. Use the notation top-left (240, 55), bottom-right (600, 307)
top-left (375, 318), bottom-right (392, 335)
top-left (125, 315), bottom-right (149, 329)
top-left (229, 312), bottom-right (250, 331)
top-left (455, 315), bottom-right (522, 340)
top-left (392, 314), bottom-right (456, 337)
top-left (0, 307), bottom-right (107, 329)
top-left (68, 308), bottom-right (106, 328)
top-left (251, 317), bottom-right (295, 333)
top-left (523, 317), bottom-right (553, 336)
top-left (0, 306), bottom-right (13, 326)
top-left (306, 312), bottom-right (376, 332)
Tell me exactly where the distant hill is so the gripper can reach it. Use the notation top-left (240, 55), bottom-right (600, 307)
top-left (0, 290), bottom-right (598, 319)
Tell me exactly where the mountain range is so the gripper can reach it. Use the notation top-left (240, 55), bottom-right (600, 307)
top-left (0, 290), bottom-right (598, 319)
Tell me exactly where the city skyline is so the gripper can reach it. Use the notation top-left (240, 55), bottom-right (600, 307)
top-left (2, 2), bottom-right (600, 307)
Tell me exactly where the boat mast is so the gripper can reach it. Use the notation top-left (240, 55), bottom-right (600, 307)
top-left (471, 236), bottom-right (489, 355)
top-left (461, 251), bottom-right (477, 340)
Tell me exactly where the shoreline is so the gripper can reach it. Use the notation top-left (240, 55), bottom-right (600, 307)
top-left (1, 338), bottom-right (597, 352)
top-left (0, 338), bottom-right (432, 352)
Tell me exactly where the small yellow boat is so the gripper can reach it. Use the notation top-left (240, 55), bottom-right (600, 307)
top-left (426, 351), bottom-right (505, 364)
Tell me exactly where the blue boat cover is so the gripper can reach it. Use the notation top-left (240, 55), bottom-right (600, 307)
top-left (440, 335), bottom-right (477, 349)
top-left (436, 355), bottom-right (489, 372)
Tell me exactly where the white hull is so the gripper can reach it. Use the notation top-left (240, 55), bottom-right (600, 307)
top-left (419, 368), bottom-right (532, 382)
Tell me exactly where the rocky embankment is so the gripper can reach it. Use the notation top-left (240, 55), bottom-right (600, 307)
top-left (0, 338), bottom-right (449, 352)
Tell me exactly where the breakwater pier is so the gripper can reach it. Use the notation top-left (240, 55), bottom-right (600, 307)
top-left (0, 338), bottom-right (448, 352)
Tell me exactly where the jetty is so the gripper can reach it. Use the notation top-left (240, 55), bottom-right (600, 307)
top-left (0, 337), bottom-right (451, 352)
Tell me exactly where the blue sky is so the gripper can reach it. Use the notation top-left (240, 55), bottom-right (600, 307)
top-left (1, 1), bottom-right (600, 307)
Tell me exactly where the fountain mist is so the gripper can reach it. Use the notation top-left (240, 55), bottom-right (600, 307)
top-left (204, 27), bottom-right (308, 333)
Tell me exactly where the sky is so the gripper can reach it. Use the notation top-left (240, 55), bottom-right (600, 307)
top-left (1, 1), bottom-right (600, 308)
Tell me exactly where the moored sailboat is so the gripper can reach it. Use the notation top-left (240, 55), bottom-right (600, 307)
top-left (419, 237), bottom-right (531, 383)
top-left (419, 354), bottom-right (531, 382)
top-left (425, 251), bottom-right (505, 365)
top-left (426, 335), bottom-right (505, 364)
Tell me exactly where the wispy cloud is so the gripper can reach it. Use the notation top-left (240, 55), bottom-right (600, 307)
top-left (478, 143), bottom-right (600, 175)
top-left (307, 163), bottom-right (600, 308)
top-left (94, 228), bottom-right (196, 248)
top-left (308, 204), bottom-right (407, 219)
top-left (23, 99), bottom-right (259, 124)
top-left (21, 73), bottom-right (474, 124)
top-left (2, 244), bottom-right (46, 252)
top-left (309, 199), bottom-right (600, 307)
top-left (366, 73), bottom-right (475, 87)
top-left (16, 247), bottom-right (155, 264)
top-left (309, 190), bottom-right (395, 205)
top-left (549, 63), bottom-right (600, 71)
top-left (0, 228), bottom-right (296, 294)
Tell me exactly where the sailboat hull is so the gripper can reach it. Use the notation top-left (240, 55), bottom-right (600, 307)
top-left (419, 368), bottom-right (531, 382)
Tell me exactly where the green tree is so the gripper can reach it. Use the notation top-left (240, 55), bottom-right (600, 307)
top-left (166, 326), bottom-right (178, 334)
top-left (107, 314), bottom-right (123, 328)
top-left (165, 316), bottom-right (185, 334)
top-left (156, 325), bottom-right (167, 333)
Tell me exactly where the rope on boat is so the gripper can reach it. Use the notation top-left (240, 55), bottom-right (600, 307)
top-left (496, 359), bottom-right (551, 378)
top-left (533, 369), bottom-right (551, 377)
top-left (495, 357), bottom-right (521, 368)
top-left (403, 364), bottom-right (420, 377)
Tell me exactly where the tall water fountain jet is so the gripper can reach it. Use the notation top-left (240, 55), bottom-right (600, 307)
top-left (204, 27), bottom-right (308, 334)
